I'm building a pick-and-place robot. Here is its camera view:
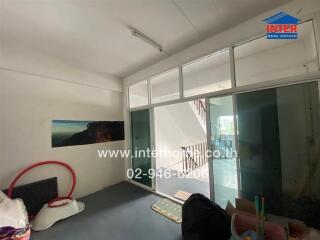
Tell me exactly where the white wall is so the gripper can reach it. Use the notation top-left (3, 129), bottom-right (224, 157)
top-left (1, 40), bottom-right (122, 92)
top-left (0, 69), bottom-right (124, 198)
top-left (154, 102), bottom-right (206, 168)
top-left (0, 37), bottom-right (125, 198)
top-left (154, 106), bottom-right (188, 168)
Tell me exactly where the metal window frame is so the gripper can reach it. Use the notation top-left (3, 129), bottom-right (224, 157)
top-left (128, 80), bottom-right (149, 109)
top-left (127, 74), bottom-right (320, 200)
top-left (205, 98), bottom-right (215, 201)
top-left (126, 17), bottom-right (317, 107)
top-left (129, 72), bottom-right (320, 111)
top-left (125, 16), bottom-right (320, 201)
top-left (127, 107), bottom-right (155, 192)
top-left (149, 67), bottom-right (181, 104)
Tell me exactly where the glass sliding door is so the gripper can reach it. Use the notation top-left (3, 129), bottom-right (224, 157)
top-left (236, 81), bottom-right (320, 230)
top-left (130, 109), bottom-right (152, 187)
top-left (236, 88), bottom-right (282, 200)
top-left (208, 95), bottom-right (239, 208)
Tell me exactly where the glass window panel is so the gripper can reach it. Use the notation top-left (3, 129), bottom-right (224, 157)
top-left (236, 81), bottom-right (320, 230)
top-left (131, 109), bottom-right (152, 187)
top-left (129, 81), bottom-right (148, 108)
top-left (235, 21), bottom-right (319, 86)
top-left (151, 68), bottom-right (180, 104)
top-left (209, 95), bottom-right (238, 208)
top-left (183, 49), bottom-right (231, 97)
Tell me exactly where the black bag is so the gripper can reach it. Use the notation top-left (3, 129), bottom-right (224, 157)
top-left (181, 193), bottom-right (231, 240)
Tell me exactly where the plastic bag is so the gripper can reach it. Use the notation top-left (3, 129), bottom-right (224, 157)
top-left (0, 226), bottom-right (30, 240)
top-left (0, 191), bottom-right (28, 228)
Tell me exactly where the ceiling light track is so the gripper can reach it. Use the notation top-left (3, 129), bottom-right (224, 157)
top-left (130, 26), bottom-right (163, 53)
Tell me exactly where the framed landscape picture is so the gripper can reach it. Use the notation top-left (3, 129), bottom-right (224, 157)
top-left (52, 120), bottom-right (124, 147)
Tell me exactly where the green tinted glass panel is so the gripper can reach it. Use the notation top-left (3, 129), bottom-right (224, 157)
top-left (236, 81), bottom-right (320, 229)
top-left (131, 109), bottom-right (152, 187)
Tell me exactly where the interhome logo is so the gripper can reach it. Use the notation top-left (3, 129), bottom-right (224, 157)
top-left (263, 12), bottom-right (300, 39)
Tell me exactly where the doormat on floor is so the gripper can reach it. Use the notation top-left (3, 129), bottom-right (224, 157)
top-left (174, 190), bottom-right (191, 201)
top-left (152, 198), bottom-right (182, 223)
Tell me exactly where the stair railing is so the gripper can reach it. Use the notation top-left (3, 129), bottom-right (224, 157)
top-left (193, 100), bottom-right (206, 126)
top-left (181, 142), bottom-right (208, 173)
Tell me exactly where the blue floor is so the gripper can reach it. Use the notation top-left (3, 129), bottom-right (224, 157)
top-left (32, 182), bottom-right (181, 240)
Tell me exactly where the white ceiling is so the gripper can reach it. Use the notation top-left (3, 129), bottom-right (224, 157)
top-left (0, 0), bottom-right (291, 79)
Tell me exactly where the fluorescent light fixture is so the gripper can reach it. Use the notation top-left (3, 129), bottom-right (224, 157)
top-left (130, 27), bottom-right (163, 52)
